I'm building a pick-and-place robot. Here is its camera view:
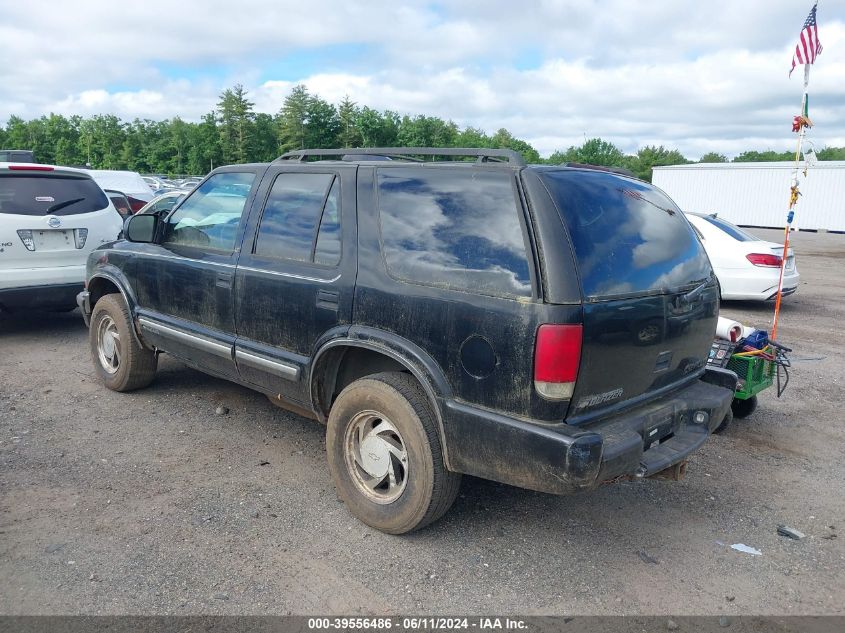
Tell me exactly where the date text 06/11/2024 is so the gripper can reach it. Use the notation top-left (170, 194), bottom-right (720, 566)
top-left (306, 617), bottom-right (529, 630)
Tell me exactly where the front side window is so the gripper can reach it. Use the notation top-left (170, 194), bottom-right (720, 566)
top-left (376, 168), bottom-right (532, 298)
top-left (254, 172), bottom-right (341, 265)
top-left (164, 172), bottom-right (255, 251)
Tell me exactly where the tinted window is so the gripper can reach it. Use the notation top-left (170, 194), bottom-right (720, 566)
top-left (314, 179), bottom-right (341, 266)
top-left (541, 170), bottom-right (711, 298)
top-left (701, 215), bottom-right (758, 242)
top-left (377, 168), bottom-right (531, 298)
top-left (254, 172), bottom-right (340, 265)
top-left (164, 172), bottom-right (255, 251)
top-left (0, 174), bottom-right (109, 216)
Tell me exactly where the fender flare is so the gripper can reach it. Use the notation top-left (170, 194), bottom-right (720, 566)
top-left (309, 328), bottom-right (455, 469)
top-left (87, 269), bottom-right (146, 349)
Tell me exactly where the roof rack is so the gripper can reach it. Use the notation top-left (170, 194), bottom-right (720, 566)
top-left (561, 162), bottom-right (637, 178)
top-left (275, 147), bottom-right (526, 166)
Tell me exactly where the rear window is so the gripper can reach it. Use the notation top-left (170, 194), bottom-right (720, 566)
top-left (0, 174), bottom-right (109, 216)
top-left (540, 170), bottom-right (711, 299)
top-left (377, 167), bottom-right (532, 298)
top-left (700, 215), bottom-right (759, 242)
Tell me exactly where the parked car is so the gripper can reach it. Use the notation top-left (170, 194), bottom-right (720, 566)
top-left (77, 148), bottom-right (735, 533)
top-left (685, 212), bottom-right (800, 301)
top-left (135, 190), bottom-right (186, 215)
top-left (86, 170), bottom-right (155, 213)
top-left (0, 162), bottom-right (123, 312)
top-left (104, 189), bottom-right (133, 219)
top-left (0, 150), bottom-right (35, 163)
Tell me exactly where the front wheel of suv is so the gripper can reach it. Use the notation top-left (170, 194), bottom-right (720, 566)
top-left (89, 294), bottom-right (157, 392)
top-left (326, 372), bottom-right (461, 534)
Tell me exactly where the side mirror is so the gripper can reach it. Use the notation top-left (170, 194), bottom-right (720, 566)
top-left (124, 213), bottom-right (159, 243)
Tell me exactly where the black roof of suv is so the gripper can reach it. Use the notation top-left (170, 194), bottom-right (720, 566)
top-left (78, 147), bottom-right (736, 533)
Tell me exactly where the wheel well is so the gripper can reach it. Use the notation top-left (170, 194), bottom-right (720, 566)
top-left (88, 277), bottom-right (121, 308)
top-left (314, 347), bottom-right (409, 419)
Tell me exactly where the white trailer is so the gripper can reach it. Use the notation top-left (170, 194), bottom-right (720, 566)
top-left (652, 161), bottom-right (845, 232)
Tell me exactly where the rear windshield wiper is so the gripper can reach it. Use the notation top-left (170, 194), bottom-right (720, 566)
top-left (676, 275), bottom-right (713, 305)
top-left (47, 197), bottom-right (85, 213)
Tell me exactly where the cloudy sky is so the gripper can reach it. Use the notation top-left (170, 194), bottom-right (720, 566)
top-left (2, 0), bottom-right (843, 159)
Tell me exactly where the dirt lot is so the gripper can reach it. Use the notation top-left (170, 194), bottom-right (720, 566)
top-left (1, 228), bottom-right (843, 616)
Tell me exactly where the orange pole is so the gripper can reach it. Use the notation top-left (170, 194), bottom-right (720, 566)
top-left (771, 64), bottom-right (811, 341)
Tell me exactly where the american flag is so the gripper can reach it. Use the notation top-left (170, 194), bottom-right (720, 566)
top-left (790, 3), bottom-right (823, 76)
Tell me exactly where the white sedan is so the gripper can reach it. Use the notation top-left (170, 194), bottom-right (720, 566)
top-left (685, 212), bottom-right (800, 301)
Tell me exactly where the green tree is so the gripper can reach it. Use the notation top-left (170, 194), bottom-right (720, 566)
top-left (217, 84), bottom-right (255, 164)
top-left (732, 150), bottom-right (793, 162)
top-left (627, 145), bottom-right (689, 181)
top-left (252, 113), bottom-right (280, 162)
top-left (817, 146), bottom-right (845, 160)
top-left (491, 128), bottom-right (541, 163)
top-left (168, 117), bottom-right (190, 174)
top-left (550, 138), bottom-right (625, 167)
top-left (278, 84), bottom-right (311, 152)
top-left (305, 96), bottom-right (340, 148)
top-left (337, 95), bottom-right (362, 148)
top-left (698, 152), bottom-right (728, 163)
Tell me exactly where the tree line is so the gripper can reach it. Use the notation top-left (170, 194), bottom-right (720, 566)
top-left (2, 83), bottom-right (842, 181)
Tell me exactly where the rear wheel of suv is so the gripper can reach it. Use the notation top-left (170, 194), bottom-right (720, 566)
top-left (89, 294), bottom-right (157, 392)
top-left (326, 372), bottom-right (461, 534)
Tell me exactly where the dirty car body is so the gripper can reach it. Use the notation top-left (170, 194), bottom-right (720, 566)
top-left (78, 148), bottom-right (735, 530)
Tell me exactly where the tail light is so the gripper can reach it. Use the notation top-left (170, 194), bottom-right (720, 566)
top-left (534, 324), bottom-right (583, 400)
top-left (746, 253), bottom-right (782, 267)
top-left (8, 165), bottom-right (54, 171)
top-left (127, 196), bottom-right (146, 212)
top-left (74, 228), bottom-right (89, 249)
top-left (17, 229), bottom-right (35, 251)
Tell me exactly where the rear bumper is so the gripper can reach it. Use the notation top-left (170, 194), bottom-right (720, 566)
top-left (0, 283), bottom-right (83, 311)
top-left (721, 269), bottom-right (800, 301)
top-left (441, 370), bottom-right (736, 495)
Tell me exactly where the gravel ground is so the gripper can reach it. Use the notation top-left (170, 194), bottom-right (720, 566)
top-left (1, 228), bottom-right (842, 616)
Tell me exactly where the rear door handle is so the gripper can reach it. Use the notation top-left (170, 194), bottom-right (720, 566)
top-left (316, 289), bottom-right (339, 311)
top-left (216, 271), bottom-right (233, 289)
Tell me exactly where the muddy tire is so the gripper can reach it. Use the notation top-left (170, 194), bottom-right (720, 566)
top-left (326, 372), bottom-right (461, 534)
top-left (713, 406), bottom-right (733, 434)
top-left (731, 395), bottom-right (758, 419)
top-left (89, 294), bottom-right (157, 392)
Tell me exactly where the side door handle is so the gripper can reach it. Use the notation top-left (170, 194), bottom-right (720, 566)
top-left (216, 271), bottom-right (233, 289)
top-left (316, 289), bottom-right (339, 311)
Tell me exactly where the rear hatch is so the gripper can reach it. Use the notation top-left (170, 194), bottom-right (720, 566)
top-left (539, 170), bottom-right (718, 422)
top-left (0, 167), bottom-right (115, 269)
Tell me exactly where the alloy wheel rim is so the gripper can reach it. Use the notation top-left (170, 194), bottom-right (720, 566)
top-left (96, 315), bottom-right (121, 374)
top-left (343, 410), bottom-right (409, 504)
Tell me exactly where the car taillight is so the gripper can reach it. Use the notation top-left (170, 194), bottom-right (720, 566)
top-left (534, 324), bottom-right (583, 400)
top-left (127, 196), bottom-right (146, 212)
top-left (746, 253), bottom-right (782, 267)
top-left (74, 228), bottom-right (88, 249)
top-left (8, 165), bottom-right (54, 171)
top-left (17, 229), bottom-right (35, 251)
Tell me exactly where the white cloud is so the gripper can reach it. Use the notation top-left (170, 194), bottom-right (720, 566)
top-left (2, 1), bottom-right (844, 159)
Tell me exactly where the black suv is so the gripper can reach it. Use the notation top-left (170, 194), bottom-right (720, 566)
top-left (78, 148), bottom-right (735, 534)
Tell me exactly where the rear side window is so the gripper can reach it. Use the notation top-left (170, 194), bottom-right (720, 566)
top-left (701, 215), bottom-right (758, 242)
top-left (254, 172), bottom-right (341, 265)
top-left (0, 174), bottom-right (109, 216)
top-left (541, 170), bottom-right (711, 299)
top-left (164, 171), bottom-right (255, 252)
top-left (376, 168), bottom-right (532, 298)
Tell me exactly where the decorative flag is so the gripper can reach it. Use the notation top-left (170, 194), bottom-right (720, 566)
top-left (790, 3), bottom-right (823, 76)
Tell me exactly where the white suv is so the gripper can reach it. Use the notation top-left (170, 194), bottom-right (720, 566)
top-left (0, 163), bottom-right (124, 312)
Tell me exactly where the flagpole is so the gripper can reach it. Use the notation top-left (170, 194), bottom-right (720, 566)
top-left (771, 63), bottom-right (811, 341)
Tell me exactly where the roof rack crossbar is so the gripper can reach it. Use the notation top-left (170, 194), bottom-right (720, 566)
top-left (274, 147), bottom-right (526, 166)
